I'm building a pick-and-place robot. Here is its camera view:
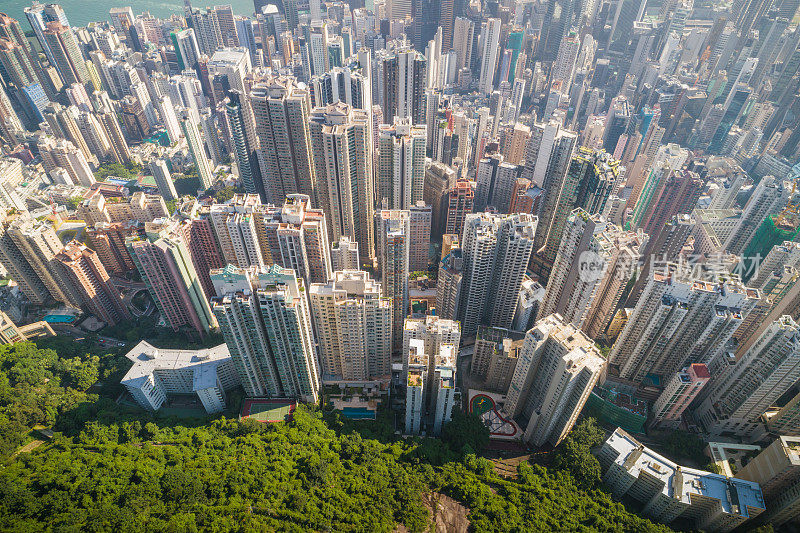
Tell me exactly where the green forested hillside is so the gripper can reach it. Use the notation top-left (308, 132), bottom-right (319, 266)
top-left (0, 341), bottom-right (672, 532)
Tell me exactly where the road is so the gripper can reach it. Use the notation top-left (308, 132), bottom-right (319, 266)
top-left (110, 277), bottom-right (154, 317)
top-left (96, 335), bottom-right (127, 347)
top-left (51, 324), bottom-right (128, 347)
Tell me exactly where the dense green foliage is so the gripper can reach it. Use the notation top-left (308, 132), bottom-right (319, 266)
top-left (101, 317), bottom-right (223, 348)
top-left (0, 405), bottom-right (671, 532)
top-left (213, 185), bottom-right (238, 203)
top-left (660, 429), bottom-right (708, 467)
top-left (172, 165), bottom-right (202, 196)
top-left (165, 198), bottom-right (178, 214)
top-left (174, 174), bottom-right (201, 196)
top-left (438, 457), bottom-right (670, 532)
top-left (0, 339), bottom-right (126, 458)
top-left (551, 417), bottom-right (606, 490)
top-left (442, 409), bottom-right (490, 456)
top-left (94, 162), bottom-right (142, 182)
top-left (0, 345), bottom-right (672, 531)
top-left (66, 196), bottom-right (83, 210)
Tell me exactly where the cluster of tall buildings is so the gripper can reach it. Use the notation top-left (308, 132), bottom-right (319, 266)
top-left (0, 0), bottom-right (800, 524)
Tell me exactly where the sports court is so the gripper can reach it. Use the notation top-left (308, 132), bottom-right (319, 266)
top-left (468, 390), bottom-right (521, 440)
top-left (240, 398), bottom-right (296, 422)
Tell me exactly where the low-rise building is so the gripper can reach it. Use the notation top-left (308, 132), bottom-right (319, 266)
top-left (0, 310), bottom-right (54, 344)
top-left (120, 341), bottom-right (240, 414)
top-left (597, 428), bottom-right (765, 532)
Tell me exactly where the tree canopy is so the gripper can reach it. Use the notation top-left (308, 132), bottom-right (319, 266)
top-left (0, 343), bottom-right (673, 532)
top-left (0, 340), bottom-right (126, 458)
top-left (94, 162), bottom-right (142, 182)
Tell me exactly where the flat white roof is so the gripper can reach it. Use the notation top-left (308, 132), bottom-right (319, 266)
top-left (606, 428), bottom-right (764, 517)
top-left (121, 340), bottom-right (230, 391)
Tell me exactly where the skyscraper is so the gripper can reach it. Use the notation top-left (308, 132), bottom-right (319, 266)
top-left (478, 18), bottom-right (501, 94)
top-left (597, 428), bottom-right (765, 531)
top-left (171, 28), bottom-right (201, 70)
top-left (85, 221), bottom-right (142, 276)
top-left (179, 110), bottom-right (215, 190)
top-left (471, 326), bottom-right (526, 393)
top-left (409, 202), bottom-right (431, 272)
top-left (37, 136), bottom-right (95, 187)
top-left (650, 363), bottom-right (711, 429)
top-left (695, 316), bottom-right (800, 438)
top-left (403, 315), bottom-right (461, 426)
top-left (377, 209), bottom-right (410, 351)
top-left (174, 205), bottom-right (226, 298)
top-left (0, 38), bottom-right (38, 90)
top-left (405, 339), bottom-right (428, 434)
top-left (262, 194), bottom-right (332, 287)
top-left (609, 267), bottom-right (760, 385)
top-left (150, 159), bottom-right (178, 201)
top-left (440, 170), bottom-right (472, 228)
top-left (474, 153), bottom-right (520, 213)
top-left (438, 0), bottom-right (455, 52)
top-left (126, 221), bottom-right (217, 336)
top-left (581, 223), bottom-right (646, 340)
top-left (25, 3), bottom-right (69, 85)
top-left (376, 117), bottom-right (427, 209)
top-left (423, 160), bottom-right (456, 239)
top-left (540, 0), bottom-right (577, 61)
top-left (733, 241), bottom-right (800, 361)
top-left (331, 237), bottom-right (360, 272)
top-left (54, 241), bottom-right (129, 326)
top-left (537, 146), bottom-right (618, 267)
top-left (226, 91), bottom-right (263, 200)
top-left (436, 247), bottom-right (463, 321)
top-left (0, 12), bottom-right (53, 98)
top-left (310, 55), bottom-right (372, 111)
top-left (0, 82), bottom-right (22, 144)
top-left (539, 210), bottom-right (604, 325)
top-left (0, 211), bottom-right (62, 305)
top-left (210, 5), bottom-right (238, 47)
top-left (308, 103), bottom-right (374, 264)
top-left (626, 213), bottom-right (694, 306)
top-left (504, 314), bottom-right (605, 447)
top-left (43, 103), bottom-right (94, 165)
top-left (6, 216), bottom-right (81, 308)
top-left (736, 435), bottom-right (800, 523)
top-left (187, 7), bottom-right (222, 55)
top-left (638, 170), bottom-right (703, 254)
top-left (212, 265), bottom-right (320, 402)
top-left (97, 110), bottom-right (132, 164)
top-left (458, 212), bottom-right (537, 337)
top-left (208, 194), bottom-right (266, 268)
top-left (42, 21), bottom-right (89, 86)
top-left (309, 270), bottom-right (392, 381)
top-left (522, 121), bottom-right (577, 211)
top-left (723, 175), bottom-right (791, 255)
top-left (375, 43), bottom-right (427, 124)
top-left (250, 78), bottom-right (316, 204)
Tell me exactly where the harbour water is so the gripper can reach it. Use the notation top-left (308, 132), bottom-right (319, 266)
top-left (0, 0), bottom-right (256, 29)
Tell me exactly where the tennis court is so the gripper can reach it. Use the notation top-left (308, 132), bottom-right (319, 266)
top-left (240, 398), bottom-right (296, 422)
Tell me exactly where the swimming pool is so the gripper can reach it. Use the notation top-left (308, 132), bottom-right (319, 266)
top-left (42, 314), bottom-right (75, 323)
top-left (341, 407), bottom-right (376, 420)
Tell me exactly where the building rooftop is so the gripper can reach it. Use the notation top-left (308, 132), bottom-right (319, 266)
top-left (690, 363), bottom-right (710, 379)
top-left (121, 340), bottom-right (230, 391)
top-left (407, 339), bottom-right (427, 367)
top-left (605, 428), bottom-right (765, 518)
